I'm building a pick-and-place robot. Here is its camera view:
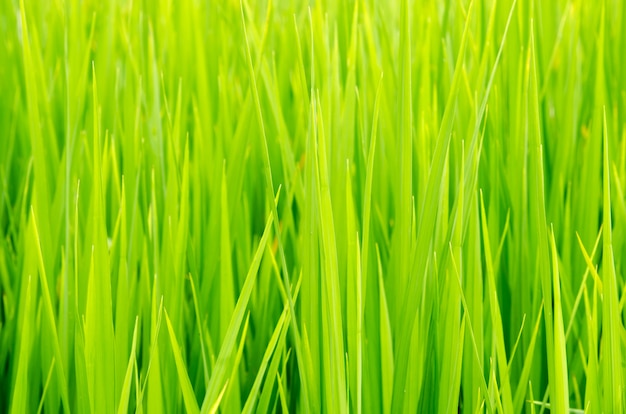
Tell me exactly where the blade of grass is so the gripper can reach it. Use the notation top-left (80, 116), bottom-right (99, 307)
top-left (601, 108), bottom-right (624, 413)
top-left (201, 194), bottom-right (277, 412)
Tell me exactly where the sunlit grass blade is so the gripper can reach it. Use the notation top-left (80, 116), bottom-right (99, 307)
top-left (549, 226), bottom-right (570, 413)
top-left (10, 275), bottom-right (34, 414)
top-left (164, 309), bottom-right (200, 414)
top-left (29, 209), bottom-right (70, 412)
top-left (479, 191), bottom-right (514, 412)
top-left (601, 108), bottom-right (624, 413)
top-left (117, 317), bottom-right (139, 414)
top-left (201, 202), bottom-right (276, 412)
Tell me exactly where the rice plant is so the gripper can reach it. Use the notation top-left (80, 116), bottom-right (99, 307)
top-left (1, 0), bottom-right (625, 412)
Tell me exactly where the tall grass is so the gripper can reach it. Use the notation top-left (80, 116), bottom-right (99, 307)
top-left (1, 0), bottom-right (625, 412)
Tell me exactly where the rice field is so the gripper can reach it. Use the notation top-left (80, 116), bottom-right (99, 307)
top-left (1, 0), bottom-right (625, 412)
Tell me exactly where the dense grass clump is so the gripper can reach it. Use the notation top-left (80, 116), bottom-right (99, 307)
top-left (1, 0), bottom-right (626, 412)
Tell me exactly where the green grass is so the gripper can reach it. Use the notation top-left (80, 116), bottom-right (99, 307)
top-left (1, 0), bottom-right (625, 412)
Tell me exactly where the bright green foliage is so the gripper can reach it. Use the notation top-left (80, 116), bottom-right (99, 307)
top-left (1, 0), bottom-right (625, 412)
